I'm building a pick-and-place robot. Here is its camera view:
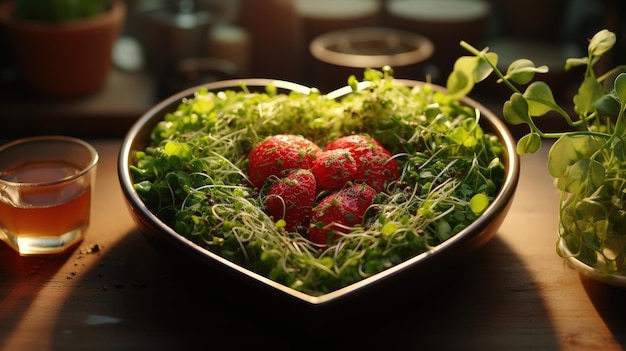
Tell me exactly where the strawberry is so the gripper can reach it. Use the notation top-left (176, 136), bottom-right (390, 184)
top-left (350, 146), bottom-right (399, 192)
top-left (308, 183), bottom-right (376, 245)
top-left (265, 169), bottom-right (317, 232)
top-left (311, 148), bottom-right (357, 191)
top-left (326, 135), bottom-right (399, 192)
top-left (325, 134), bottom-right (383, 151)
top-left (247, 134), bottom-right (321, 188)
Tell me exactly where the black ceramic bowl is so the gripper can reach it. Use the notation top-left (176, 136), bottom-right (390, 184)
top-left (118, 78), bottom-right (520, 306)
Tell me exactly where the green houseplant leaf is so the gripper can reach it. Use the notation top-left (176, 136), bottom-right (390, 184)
top-left (523, 81), bottom-right (559, 117)
top-left (446, 53), bottom-right (497, 100)
top-left (573, 75), bottom-right (604, 117)
top-left (517, 132), bottom-right (541, 154)
top-left (555, 158), bottom-right (605, 193)
top-left (14, 0), bottom-right (111, 23)
top-left (595, 91), bottom-right (621, 119)
top-left (503, 93), bottom-right (531, 125)
top-left (612, 73), bottom-right (626, 135)
top-left (614, 73), bottom-right (626, 104)
top-left (547, 134), bottom-right (604, 178)
top-left (500, 59), bottom-right (548, 85)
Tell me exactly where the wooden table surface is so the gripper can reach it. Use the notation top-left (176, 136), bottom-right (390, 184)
top-left (1, 138), bottom-right (625, 351)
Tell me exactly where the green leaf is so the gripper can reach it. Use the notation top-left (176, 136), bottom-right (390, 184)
top-left (446, 67), bottom-right (473, 99)
top-left (611, 139), bottom-right (626, 162)
top-left (14, 0), bottom-right (109, 22)
top-left (503, 93), bottom-right (531, 125)
top-left (448, 127), bottom-right (469, 145)
top-left (548, 134), bottom-right (605, 178)
top-left (474, 52), bottom-right (498, 82)
top-left (565, 57), bottom-right (588, 71)
top-left (595, 91), bottom-right (621, 118)
top-left (134, 180), bottom-right (153, 195)
top-left (588, 29), bottom-right (616, 57)
top-left (452, 56), bottom-right (479, 76)
top-left (463, 136), bottom-right (478, 148)
top-left (348, 75), bottom-right (359, 91)
top-left (170, 171), bottom-right (192, 190)
top-left (613, 73), bottom-right (626, 136)
top-left (502, 59), bottom-right (549, 85)
top-left (573, 75), bottom-right (604, 117)
top-left (381, 222), bottom-right (397, 236)
top-left (469, 193), bottom-right (489, 215)
top-left (556, 159), bottom-right (605, 193)
top-left (523, 81), bottom-right (559, 116)
top-left (614, 73), bottom-right (626, 104)
top-left (517, 132), bottom-right (541, 154)
top-left (446, 53), bottom-right (497, 99)
top-left (586, 159), bottom-right (605, 190)
top-left (164, 141), bottom-right (192, 160)
top-left (191, 98), bottom-right (215, 115)
top-left (437, 220), bottom-right (452, 240)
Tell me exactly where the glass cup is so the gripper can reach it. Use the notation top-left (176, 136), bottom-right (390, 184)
top-left (0, 136), bottom-right (98, 255)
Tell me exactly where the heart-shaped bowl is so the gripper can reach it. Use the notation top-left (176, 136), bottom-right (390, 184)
top-left (118, 77), bottom-right (520, 306)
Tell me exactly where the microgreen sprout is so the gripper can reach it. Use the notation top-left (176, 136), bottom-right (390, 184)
top-left (451, 29), bottom-right (626, 275)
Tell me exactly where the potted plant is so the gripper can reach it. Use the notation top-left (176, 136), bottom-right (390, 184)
top-left (448, 29), bottom-right (626, 286)
top-left (0, 0), bottom-right (126, 97)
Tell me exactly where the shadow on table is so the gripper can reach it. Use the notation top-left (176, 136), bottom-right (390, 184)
top-left (580, 275), bottom-right (626, 348)
top-left (0, 242), bottom-right (76, 348)
top-left (47, 230), bottom-right (561, 350)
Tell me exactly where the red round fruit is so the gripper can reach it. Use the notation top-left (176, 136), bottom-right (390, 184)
top-left (311, 148), bottom-right (357, 191)
top-left (247, 134), bottom-right (321, 187)
top-left (326, 134), bottom-right (399, 192)
top-left (265, 169), bottom-right (317, 232)
top-left (325, 134), bottom-right (383, 151)
top-left (308, 183), bottom-right (376, 245)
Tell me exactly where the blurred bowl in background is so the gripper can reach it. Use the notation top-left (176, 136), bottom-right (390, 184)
top-left (295, 0), bottom-right (381, 86)
top-left (309, 27), bottom-right (434, 91)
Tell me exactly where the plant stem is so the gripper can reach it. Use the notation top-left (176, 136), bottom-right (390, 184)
top-left (459, 41), bottom-right (522, 95)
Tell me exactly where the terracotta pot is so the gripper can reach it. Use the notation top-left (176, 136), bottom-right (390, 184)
top-left (236, 0), bottom-right (303, 82)
top-left (0, 1), bottom-right (126, 97)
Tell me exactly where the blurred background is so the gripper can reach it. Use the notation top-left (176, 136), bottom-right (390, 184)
top-left (0, 0), bottom-right (623, 137)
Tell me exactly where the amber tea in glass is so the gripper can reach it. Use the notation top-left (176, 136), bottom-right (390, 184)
top-left (0, 136), bottom-right (98, 255)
